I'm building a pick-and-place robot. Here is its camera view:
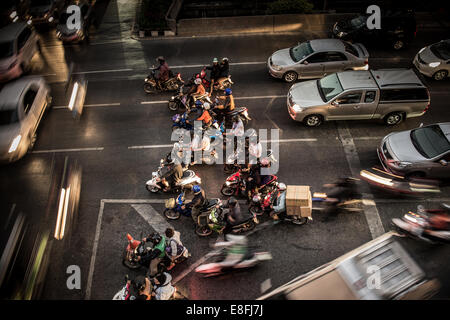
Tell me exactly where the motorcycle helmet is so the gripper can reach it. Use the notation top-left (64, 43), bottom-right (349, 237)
top-left (278, 183), bottom-right (287, 191)
top-left (228, 196), bottom-right (237, 207)
top-left (195, 100), bottom-right (203, 107)
top-left (194, 78), bottom-right (202, 85)
top-left (203, 102), bottom-right (210, 110)
top-left (222, 57), bottom-right (229, 62)
top-left (213, 57), bottom-right (218, 63)
top-left (148, 232), bottom-right (162, 244)
top-left (225, 88), bottom-right (232, 95)
top-left (156, 56), bottom-right (165, 63)
top-left (193, 185), bottom-right (201, 194)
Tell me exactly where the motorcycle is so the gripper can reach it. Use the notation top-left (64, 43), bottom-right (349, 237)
top-left (221, 169), bottom-right (249, 198)
top-left (122, 233), bottom-right (166, 270)
top-left (144, 69), bottom-right (184, 94)
top-left (392, 204), bottom-right (450, 243)
top-left (164, 193), bottom-right (223, 221)
top-left (223, 148), bottom-right (276, 174)
top-left (168, 85), bottom-right (191, 111)
top-left (195, 245), bottom-right (272, 277)
top-left (195, 201), bottom-right (256, 237)
top-left (145, 161), bottom-right (201, 193)
top-left (213, 104), bottom-right (252, 126)
top-left (113, 275), bottom-right (136, 300)
top-left (190, 67), bottom-right (234, 91)
top-left (172, 112), bottom-right (193, 131)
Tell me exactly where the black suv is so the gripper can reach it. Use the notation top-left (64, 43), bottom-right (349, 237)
top-left (332, 10), bottom-right (417, 50)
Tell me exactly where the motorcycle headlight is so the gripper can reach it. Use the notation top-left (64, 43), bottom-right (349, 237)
top-left (8, 135), bottom-right (22, 153)
top-left (429, 62), bottom-right (441, 68)
top-left (10, 11), bottom-right (17, 19)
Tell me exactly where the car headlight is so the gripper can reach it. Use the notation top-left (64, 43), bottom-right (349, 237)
top-left (292, 104), bottom-right (304, 113)
top-left (418, 47), bottom-right (426, 54)
top-left (8, 135), bottom-right (22, 153)
top-left (272, 64), bottom-right (282, 71)
top-left (48, 16), bottom-right (54, 23)
top-left (393, 161), bottom-right (411, 168)
top-left (10, 11), bottom-right (17, 19)
top-left (429, 62), bottom-right (441, 68)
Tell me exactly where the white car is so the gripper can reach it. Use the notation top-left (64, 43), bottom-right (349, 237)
top-left (0, 76), bottom-right (51, 163)
top-left (413, 39), bottom-right (450, 81)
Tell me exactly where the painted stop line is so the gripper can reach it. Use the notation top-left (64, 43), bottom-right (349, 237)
top-left (131, 204), bottom-right (174, 235)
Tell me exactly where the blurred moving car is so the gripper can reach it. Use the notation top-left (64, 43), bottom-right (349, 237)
top-left (267, 38), bottom-right (369, 83)
top-left (56, 0), bottom-right (94, 43)
top-left (287, 68), bottom-right (430, 127)
top-left (332, 10), bottom-right (417, 50)
top-left (0, 22), bottom-right (40, 82)
top-left (378, 122), bottom-right (450, 179)
top-left (25, 0), bottom-right (65, 26)
top-left (0, 76), bottom-right (51, 163)
top-left (258, 232), bottom-right (440, 300)
top-left (413, 39), bottom-right (450, 81)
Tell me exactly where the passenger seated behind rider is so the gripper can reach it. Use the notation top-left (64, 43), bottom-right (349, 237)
top-left (222, 197), bottom-right (244, 234)
top-left (214, 88), bottom-right (235, 123)
top-left (206, 57), bottom-right (221, 96)
top-left (154, 56), bottom-right (170, 88)
top-left (218, 57), bottom-right (230, 85)
top-left (183, 185), bottom-right (208, 225)
top-left (151, 272), bottom-right (176, 300)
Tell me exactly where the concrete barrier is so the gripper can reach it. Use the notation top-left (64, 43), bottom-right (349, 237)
top-left (176, 12), bottom-right (442, 37)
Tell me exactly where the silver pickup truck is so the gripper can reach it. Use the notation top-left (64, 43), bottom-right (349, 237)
top-left (287, 69), bottom-right (430, 127)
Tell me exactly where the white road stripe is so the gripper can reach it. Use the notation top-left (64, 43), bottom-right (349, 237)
top-left (73, 68), bottom-right (133, 75)
top-left (235, 95), bottom-right (285, 100)
top-left (53, 103), bottom-right (121, 109)
top-left (31, 147), bottom-right (104, 154)
top-left (131, 204), bottom-right (173, 236)
top-left (160, 62), bottom-right (266, 69)
top-left (140, 100), bottom-right (168, 105)
top-left (337, 123), bottom-right (385, 239)
top-left (128, 144), bottom-right (173, 149)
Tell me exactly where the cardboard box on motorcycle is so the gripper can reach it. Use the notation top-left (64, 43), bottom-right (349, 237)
top-left (286, 185), bottom-right (312, 218)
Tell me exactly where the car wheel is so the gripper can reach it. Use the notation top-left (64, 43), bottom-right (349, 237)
top-left (303, 114), bottom-right (323, 127)
top-left (283, 71), bottom-right (298, 83)
top-left (432, 70), bottom-right (448, 81)
top-left (393, 39), bottom-right (404, 50)
top-left (384, 112), bottom-right (403, 126)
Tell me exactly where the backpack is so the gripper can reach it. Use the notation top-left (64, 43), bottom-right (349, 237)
top-left (166, 238), bottom-right (184, 256)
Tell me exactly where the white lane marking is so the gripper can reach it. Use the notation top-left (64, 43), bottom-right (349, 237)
top-left (53, 103), bottom-right (121, 109)
top-left (31, 147), bottom-right (104, 154)
top-left (160, 62), bottom-right (266, 69)
top-left (128, 144), bottom-right (173, 149)
top-left (235, 95), bottom-right (285, 100)
top-left (85, 200), bottom-right (105, 300)
top-left (131, 204), bottom-right (174, 237)
top-left (264, 98), bottom-right (281, 131)
top-left (140, 100), bottom-right (168, 105)
top-left (73, 68), bottom-right (133, 75)
top-left (261, 278), bottom-right (272, 293)
top-left (336, 123), bottom-right (385, 239)
top-left (352, 137), bottom-right (383, 141)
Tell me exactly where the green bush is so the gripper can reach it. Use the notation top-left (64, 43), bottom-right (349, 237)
top-left (267, 0), bottom-right (313, 14)
top-left (139, 0), bottom-right (170, 30)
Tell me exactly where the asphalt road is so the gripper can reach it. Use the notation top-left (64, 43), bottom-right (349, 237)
top-left (1, 0), bottom-right (450, 300)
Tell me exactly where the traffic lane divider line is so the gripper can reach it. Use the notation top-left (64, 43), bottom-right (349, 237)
top-left (31, 147), bottom-right (105, 154)
top-left (53, 103), bottom-right (121, 109)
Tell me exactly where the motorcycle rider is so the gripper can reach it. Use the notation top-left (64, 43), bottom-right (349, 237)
top-left (183, 185), bottom-right (208, 225)
top-left (132, 275), bottom-right (153, 300)
top-left (206, 57), bottom-right (221, 96)
top-left (151, 272), bottom-right (176, 300)
top-left (217, 57), bottom-right (230, 87)
top-left (196, 102), bottom-right (213, 127)
top-left (134, 233), bottom-right (167, 278)
top-left (214, 88), bottom-right (235, 124)
top-left (165, 227), bottom-right (189, 271)
top-left (222, 197), bottom-right (244, 234)
top-left (160, 161), bottom-right (184, 192)
top-left (154, 56), bottom-right (170, 89)
top-left (214, 234), bottom-right (249, 268)
top-left (189, 78), bottom-right (207, 105)
top-left (323, 177), bottom-right (359, 214)
top-left (271, 183), bottom-right (287, 220)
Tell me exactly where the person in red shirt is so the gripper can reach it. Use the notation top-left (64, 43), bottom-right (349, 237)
top-left (154, 56), bottom-right (170, 88)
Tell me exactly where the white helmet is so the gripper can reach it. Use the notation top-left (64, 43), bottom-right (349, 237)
top-left (194, 78), bottom-right (202, 85)
top-left (203, 102), bottom-right (210, 110)
top-left (278, 183), bottom-right (286, 191)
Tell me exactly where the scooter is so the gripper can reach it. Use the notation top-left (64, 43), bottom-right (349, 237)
top-left (145, 161), bottom-right (201, 193)
top-left (221, 169), bottom-right (248, 198)
top-left (144, 69), bottom-right (184, 94)
top-left (113, 275), bottom-right (135, 300)
top-left (392, 204), bottom-right (450, 243)
top-left (195, 245), bottom-right (271, 277)
top-left (172, 112), bottom-right (193, 131)
top-left (190, 67), bottom-right (234, 91)
top-left (195, 203), bottom-right (257, 237)
top-left (168, 85), bottom-right (191, 111)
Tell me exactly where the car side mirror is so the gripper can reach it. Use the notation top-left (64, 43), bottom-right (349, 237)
top-left (331, 100), bottom-right (339, 106)
top-left (302, 60), bottom-right (309, 65)
top-left (439, 159), bottom-right (448, 166)
top-left (419, 122), bottom-right (424, 128)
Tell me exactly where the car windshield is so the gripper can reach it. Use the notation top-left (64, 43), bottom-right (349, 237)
top-left (350, 15), bottom-right (367, 28)
top-left (430, 40), bottom-right (450, 60)
top-left (0, 41), bottom-right (14, 59)
top-left (0, 109), bottom-right (19, 125)
top-left (410, 125), bottom-right (450, 159)
top-left (289, 41), bottom-right (314, 63)
top-left (317, 73), bottom-right (344, 102)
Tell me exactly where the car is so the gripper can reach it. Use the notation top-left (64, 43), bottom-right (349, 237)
top-left (378, 122), bottom-right (450, 179)
top-left (287, 68), bottom-right (430, 127)
top-left (332, 10), bottom-right (417, 50)
top-left (0, 76), bottom-right (51, 163)
top-left (25, 0), bottom-right (65, 26)
top-left (413, 39), bottom-right (450, 81)
top-left (267, 38), bottom-right (369, 83)
top-left (56, 0), bottom-right (94, 43)
top-left (0, 22), bottom-right (40, 83)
